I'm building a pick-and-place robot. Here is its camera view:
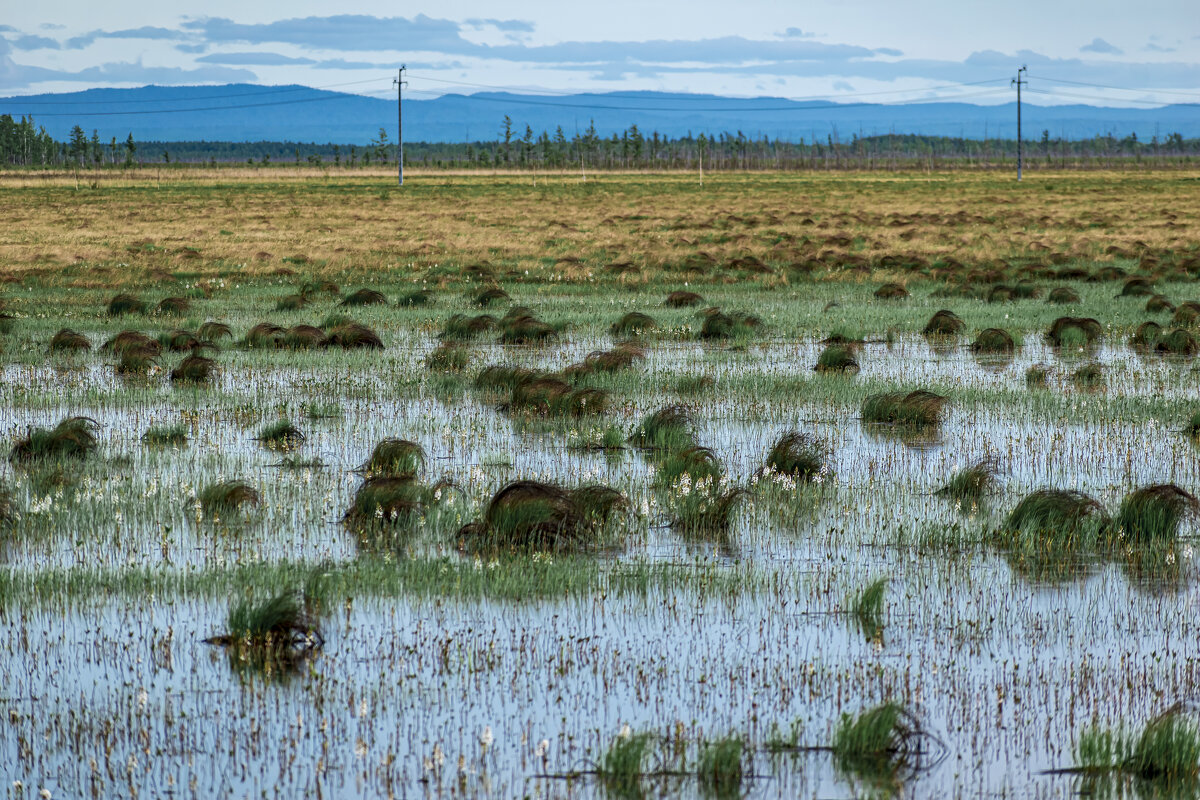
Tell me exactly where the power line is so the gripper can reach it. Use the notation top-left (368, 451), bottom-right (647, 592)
top-left (1027, 74), bottom-right (1200, 99)
top-left (1024, 87), bottom-right (1198, 107)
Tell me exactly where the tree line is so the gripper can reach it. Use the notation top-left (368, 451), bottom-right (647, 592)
top-left (2, 114), bottom-right (1198, 170)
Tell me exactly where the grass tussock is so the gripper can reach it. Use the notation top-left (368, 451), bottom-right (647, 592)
top-left (472, 287), bottom-right (511, 307)
top-left (102, 330), bottom-right (161, 357)
top-left (922, 309), bottom-right (965, 336)
top-left (597, 731), bottom-right (654, 797)
top-left (861, 391), bottom-right (946, 427)
top-left (1002, 489), bottom-right (1109, 542)
top-left (1025, 363), bottom-right (1050, 389)
top-left (833, 703), bottom-right (941, 780)
top-left (1131, 321), bottom-right (1163, 349)
top-left (170, 354), bottom-right (215, 383)
top-left (696, 735), bottom-right (744, 798)
top-left (873, 282), bottom-right (909, 300)
top-left (343, 476), bottom-right (440, 530)
top-left (1075, 706), bottom-right (1200, 785)
top-left (425, 343), bottom-right (469, 372)
top-left (241, 322), bottom-right (285, 349)
top-left (565, 343), bottom-right (646, 379)
top-left (1172, 302), bottom-right (1200, 327)
top-left (441, 313), bottom-right (497, 341)
top-left (1047, 286), bottom-right (1081, 304)
top-left (969, 328), bottom-right (1016, 354)
top-left (321, 322), bottom-right (383, 349)
top-left (10, 416), bottom-right (99, 463)
top-left (1047, 316), bottom-right (1103, 347)
top-left (49, 328), bottom-right (90, 353)
top-left (936, 458), bottom-right (1000, 501)
top-left (339, 288), bottom-right (387, 307)
top-left (357, 439), bottom-right (426, 478)
top-left (498, 308), bottom-right (557, 345)
top-left (1072, 362), bottom-right (1105, 390)
top-left (256, 419), bottom-right (305, 450)
top-left (611, 311), bottom-right (657, 337)
top-left (142, 424), bottom-right (188, 446)
top-left (456, 480), bottom-right (627, 553)
top-left (814, 344), bottom-right (859, 374)
top-left (1146, 294), bottom-right (1175, 313)
top-left (278, 324), bottom-right (325, 349)
top-left (762, 431), bottom-right (827, 482)
top-left (629, 405), bottom-right (696, 452)
top-left (198, 480), bottom-right (260, 515)
top-left (509, 376), bottom-right (609, 417)
top-left (204, 589), bottom-right (323, 675)
top-left (198, 321), bottom-right (232, 342)
top-left (698, 310), bottom-right (762, 340)
top-left (1156, 328), bottom-right (1199, 356)
top-left (107, 293), bottom-right (147, 316)
top-left (850, 577), bottom-right (888, 638)
top-left (398, 289), bottom-right (434, 306)
top-left (1115, 484), bottom-right (1199, 545)
top-left (154, 296), bottom-right (190, 315)
top-left (665, 290), bottom-right (703, 308)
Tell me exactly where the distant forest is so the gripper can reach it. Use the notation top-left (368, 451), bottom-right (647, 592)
top-left (3, 113), bottom-right (1199, 170)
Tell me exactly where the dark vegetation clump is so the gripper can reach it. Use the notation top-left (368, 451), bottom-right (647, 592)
top-left (340, 288), bottom-right (387, 307)
top-left (142, 424), bottom-right (188, 446)
top-left (441, 313), bottom-right (497, 341)
top-left (1025, 363), bottom-right (1051, 388)
top-left (1072, 362), bottom-right (1105, 390)
top-left (170, 354), bottom-right (215, 383)
top-left (1146, 295), bottom-right (1175, 313)
top-left (322, 322), bottom-right (383, 349)
top-left (922, 309), bottom-right (965, 336)
top-left (1047, 316), bottom-right (1103, 347)
top-left (256, 419), bottom-right (305, 450)
top-left (762, 431), bottom-right (827, 481)
top-left (456, 480), bottom-right (627, 553)
top-left (1173, 302), bottom-right (1200, 327)
top-left (1002, 489), bottom-right (1110, 540)
top-left (874, 282), bottom-right (909, 300)
top-left (280, 324), bottom-right (326, 349)
top-left (565, 343), bottom-right (646, 379)
top-left (357, 439), bottom-right (426, 479)
top-left (937, 458), bottom-right (1000, 500)
top-left (242, 322), bottom-right (285, 349)
top-left (425, 343), bottom-right (469, 372)
top-left (1047, 286), bottom-right (1081, 304)
top-left (610, 311), bottom-right (657, 337)
top-left (102, 330), bottom-right (161, 357)
top-left (154, 296), bottom-right (190, 315)
top-left (115, 346), bottom-right (158, 376)
top-left (509, 376), bottom-right (609, 416)
top-left (969, 328), bottom-right (1016, 354)
top-left (1131, 321), bottom-right (1164, 349)
top-left (629, 405), bottom-right (696, 452)
top-left (665, 290), bottom-right (703, 308)
top-left (861, 391), bottom-right (947, 427)
top-left (698, 310), bottom-right (762, 340)
top-left (497, 307), bottom-right (556, 344)
top-left (198, 321), bottom-right (232, 342)
top-left (50, 328), bottom-right (90, 353)
top-left (473, 287), bottom-right (511, 308)
top-left (203, 589), bottom-right (323, 674)
top-left (1156, 328), bottom-right (1199, 356)
top-left (814, 344), bottom-right (859, 374)
top-left (275, 293), bottom-right (309, 311)
top-left (832, 703), bottom-right (943, 781)
top-left (198, 480), bottom-right (261, 515)
top-left (107, 293), bottom-right (147, 316)
top-left (1115, 484), bottom-right (1199, 545)
top-left (1119, 277), bottom-right (1156, 298)
top-left (10, 416), bottom-right (99, 463)
top-left (398, 289), bottom-right (434, 307)
top-left (343, 476), bottom-right (436, 529)
top-left (160, 329), bottom-right (203, 352)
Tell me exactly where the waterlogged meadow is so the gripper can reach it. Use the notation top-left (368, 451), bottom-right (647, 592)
top-left (0, 170), bottom-right (1199, 798)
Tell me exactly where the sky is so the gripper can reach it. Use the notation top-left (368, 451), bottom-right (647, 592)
top-left (1, 1), bottom-right (1198, 106)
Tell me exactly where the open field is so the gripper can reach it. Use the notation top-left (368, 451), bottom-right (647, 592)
top-left (0, 170), bottom-right (1199, 797)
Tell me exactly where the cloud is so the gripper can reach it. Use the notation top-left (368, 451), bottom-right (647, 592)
top-left (0, 41), bottom-right (254, 92)
top-left (67, 26), bottom-right (191, 50)
top-left (1080, 38), bottom-right (1122, 55)
top-left (780, 28), bottom-right (814, 38)
top-left (182, 14), bottom-right (470, 53)
top-left (197, 52), bottom-right (316, 66)
top-left (0, 26), bottom-right (16, 33)
top-left (11, 35), bottom-right (60, 51)
top-left (463, 18), bottom-right (535, 33)
top-left (176, 44), bottom-right (207, 54)
top-left (874, 47), bottom-right (903, 57)
top-left (832, 80), bottom-right (854, 91)
top-left (1143, 43), bottom-right (1176, 53)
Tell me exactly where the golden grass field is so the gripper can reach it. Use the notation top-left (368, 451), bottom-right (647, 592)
top-left (1, 168), bottom-right (1196, 287)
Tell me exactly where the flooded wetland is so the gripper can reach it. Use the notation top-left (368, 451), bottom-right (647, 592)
top-left (0, 170), bottom-right (1198, 797)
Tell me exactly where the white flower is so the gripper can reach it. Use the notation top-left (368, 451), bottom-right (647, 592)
top-left (480, 726), bottom-right (494, 749)
top-left (535, 739), bottom-right (549, 758)
top-left (40, 790), bottom-right (51, 800)
top-left (618, 724), bottom-right (632, 740)
top-left (433, 743), bottom-right (445, 767)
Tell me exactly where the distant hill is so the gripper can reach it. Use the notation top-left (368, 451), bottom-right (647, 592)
top-left (2, 84), bottom-right (1198, 144)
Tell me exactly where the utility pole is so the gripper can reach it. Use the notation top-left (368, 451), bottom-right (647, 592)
top-left (1012, 65), bottom-right (1027, 181)
top-left (393, 65), bottom-right (407, 186)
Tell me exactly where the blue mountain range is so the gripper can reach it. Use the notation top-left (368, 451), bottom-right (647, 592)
top-left (2, 84), bottom-right (1197, 143)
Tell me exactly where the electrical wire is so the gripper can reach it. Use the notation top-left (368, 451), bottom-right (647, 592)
top-left (1025, 87), bottom-right (1196, 107)
top-left (1027, 74), bottom-right (1200, 100)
